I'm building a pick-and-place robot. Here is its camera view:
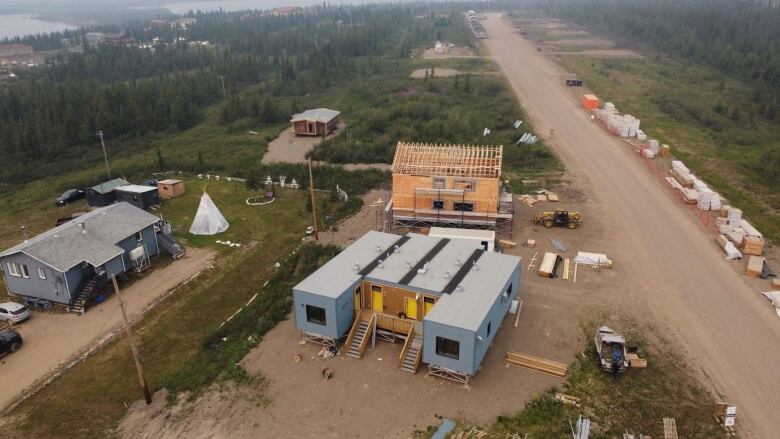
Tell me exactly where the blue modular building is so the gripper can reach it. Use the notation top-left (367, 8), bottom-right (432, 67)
top-left (293, 230), bottom-right (521, 383)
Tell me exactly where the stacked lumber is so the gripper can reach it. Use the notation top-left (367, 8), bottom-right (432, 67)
top-left (500, 239), bottom-right (516, 249)
top-left (746, 256), bottom-right (764, 277)
top-left (627, 352), bottom-right (648, 368)
top-left (554, 392), bottom-right (581, 407)
top-left (518, 194), bottom-right (537, 206)
top-left (665, 176), bottom-right (683, 190)
top-left (547, 193), bottom-right (559, 202)
top-left (536, 194), bottom-right (548, 201)
top-left (504, 352), bottom-right (568, 377)
top-left (671, 161), bottom-right (694, 187)
top-left (715, 235), bottom-right (742, 260)
top-left (681, 188), bottom-right (698, 203)
top-left (538, 252), bottom-right (561, 278)
top-left (742, 236), bottom-right (764, 256)
top-left (663, 418), bottom-right (679, 439)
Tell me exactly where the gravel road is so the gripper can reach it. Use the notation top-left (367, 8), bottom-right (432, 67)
top-left (483, 14), bottom-right (779, 438)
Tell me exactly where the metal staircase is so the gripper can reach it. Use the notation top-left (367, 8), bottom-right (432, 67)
top-left (156, 221), bottom-right (184, 259)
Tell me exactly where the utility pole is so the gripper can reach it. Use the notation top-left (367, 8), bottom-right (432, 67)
top-left (113, 275), bottom-right (152, 404)
top-left (307, 158), bottom-right (319, 241)
top-left (219, 75), bottom-right (226, 99)
top-left (96, 131), bottom-right (111, 179)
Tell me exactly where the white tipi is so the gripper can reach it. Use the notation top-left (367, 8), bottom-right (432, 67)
top-left (189, 192), bottom-right (229, 235)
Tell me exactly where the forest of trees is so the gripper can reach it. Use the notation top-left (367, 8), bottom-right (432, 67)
top-left (0, 5), bottom-right (464, 186)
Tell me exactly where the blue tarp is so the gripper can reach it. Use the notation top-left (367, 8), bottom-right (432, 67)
top-left (431, 419), bottom-right (456, 439)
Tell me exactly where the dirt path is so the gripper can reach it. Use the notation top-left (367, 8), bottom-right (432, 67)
top-left (0, 247), bottom-right (216, 411)
top-left (262, 126), bottom-right (345, 164)
top-left (318, 189), bottom-right (388, 247)
top-left (483, 14), bottom-right (779, 437)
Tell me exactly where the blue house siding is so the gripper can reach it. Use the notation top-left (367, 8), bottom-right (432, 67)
top-left (117, 225), bottom-right (158, 269)
top-left (422, 322), bottom-right (476, 375)
top-left (293, 290), bottom-right (339, 339)
top-left (472, 266), bottom-right (521, 371)
top-left (104, 254), bottom-right (125, 278)
top-left (1, 253), bottom-right (71, 304)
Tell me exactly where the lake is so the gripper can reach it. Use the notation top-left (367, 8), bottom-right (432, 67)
top-left (0, 15), bottom-right (77, 40)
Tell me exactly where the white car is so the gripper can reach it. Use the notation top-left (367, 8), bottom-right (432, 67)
top-left (0, 302), bottom-right (31, 324)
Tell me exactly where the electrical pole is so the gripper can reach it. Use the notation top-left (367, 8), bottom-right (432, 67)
top-left (307, 158), bottom-right (319, 241)
top-left (219, 75), bottom-right (226, 99)
top-left (97, 131), bottom-right (111, 179)
top-left (113, 275), bottom-right (152, 405)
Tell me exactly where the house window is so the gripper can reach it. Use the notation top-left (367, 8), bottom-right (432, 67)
top-left (506, 282), bottom-right (513, 295)
top-left (38, 267), bottom-right (47, 280)
top-left (432, 200), bottom-right (444, 209)
top-left (432, 177), bottom-right (446, 189)
top-left (7, 262), bottom-right (20, 277)
top-left (436, 336), bottom-right (460, 360)
top-left (20, 264), bottom-right (29, 279)
top-left (453, 202), bottom-right (474, 212)
top-left (487, 322), bottom-right (492, 337)
top-left (135, 231), bottom-right (143, 242)
top-left (305, 305), bottom-right (327, 326)
top-left (453, 179), bottom-right (476, 192)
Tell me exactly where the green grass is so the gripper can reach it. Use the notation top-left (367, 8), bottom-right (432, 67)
top-left (559, 55), bottom-right (780, 243)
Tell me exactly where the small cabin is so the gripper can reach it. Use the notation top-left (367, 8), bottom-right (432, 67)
top-left (115, 185), bottom-right (160, 210)
top-left (86, 178), bottom-right (129, 207)
top-left (290, 108), bottom-right (340, 137)
top-left (157, 179), bottom-right (185, 199)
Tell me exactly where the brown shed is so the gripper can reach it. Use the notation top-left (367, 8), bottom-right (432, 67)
top-left (157, 179), bottom-right (186, 199)
top-left (290, 108), bottom-right (340, 136)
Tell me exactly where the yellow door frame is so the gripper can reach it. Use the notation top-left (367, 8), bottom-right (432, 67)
top-left (354, 287), bottom-right (361, 311)
top-left (405, 297), bottom-right (418, 320)
top-left (424, 296), bottom-right (436, 316)
top-left (372, 289), bottom-right (383, 312)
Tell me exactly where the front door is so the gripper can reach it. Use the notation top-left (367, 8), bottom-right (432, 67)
top-left (372, 290), bottom-right (383, 312)
top-left (354, 287), bottom-right (361, 311)
top-left (424, 296), bottom-right (436, 316)
top-left (405, 297), bottom-right (418, 320)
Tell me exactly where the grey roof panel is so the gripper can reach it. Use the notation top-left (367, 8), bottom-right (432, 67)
top-left (89, 178), bottom-right (129, 194)
top-left (290, 108), bottom-right (340, 123)
top-left (0, 202), bottom-right (160, 272)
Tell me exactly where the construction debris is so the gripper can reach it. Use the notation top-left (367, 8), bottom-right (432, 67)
top-left (525, 239), bottom-right (536, 248)
top-left (713, 403), bottom-right (737, 436)
top-left (570, 414), bottom-right (591, 439)
top-left (518, 194), bottom-right (538, 206)
top-left (500, 239), bottom-right (517, 249)
top-left (554, 392), bottom-right (581, 407)
top-left (747, 256), bottom-right (764, 277)
top-left (322, 367), bottom-right (334, 381)
top-left (573, 252), bottom-right (613, 268)
top-left (550, 238), bottom-right (566, 253)
top-left (504, 352), bottom-right (568, 377)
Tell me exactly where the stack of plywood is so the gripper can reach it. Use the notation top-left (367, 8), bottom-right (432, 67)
top-left (518, 194), bottom-right (537, 206)
top-left (746, 256), bottom-right (764, 277)
top-left (671, 161), bottom-right (694, 187)
top-left (505, 352), bottom-right (568, 377)
top-left (681, 188), bottom-right (699, 203)
top-left (538, 252), bottom-right (561, 278)
top-left (627, 353), bottom-right (648, 368)
top-left (743, 236), bottom-right (764, 256)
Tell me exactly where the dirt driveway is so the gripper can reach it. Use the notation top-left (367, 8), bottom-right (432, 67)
top-left (262, 125), bottom-right (345, 164)
top-left (0, 247), bottom-right (215, 411)
top-left (483, 14), bottom-right (779, 437)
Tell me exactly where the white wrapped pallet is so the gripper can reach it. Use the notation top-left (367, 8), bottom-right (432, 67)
top-left (728, 207), bottom-right (742, 225)
top-left (649, 139), bottom-right (660, 154)
top-left (672, 160), bottom-right (690, 175)
top-left (710, 193), bottom-right (721, 210)
top-left (697, 188), bottom-right (713, 210)
top-left (641, 148), bottom-right (655, 159)
top-left (739, 220), bottom-right (762, 238)
top-left (605, 102), bottom-right (616, 111)
top-left (724, 241), bottom-right (742, 260)
top-left (636, 130), bottom-right (647, 141)
top-left (693, 179), bottom-right (708, 192)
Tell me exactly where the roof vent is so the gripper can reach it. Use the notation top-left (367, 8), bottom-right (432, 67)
top-left (455, 257), bottom-right (462, 266)
top-left (417, 261), bottom-right (429, 275)
top-left (375, 244), bottom-right (382, 252)
top-left (80, 222), bottom-right (86, 234)
top-left (444, 270), bottom-right (451, 279)
top-left (394, 245), bottom-right (400, 253)
top-left (456, 283), bottom-right (464, 292)
top-left (377, 259), bottom-right (384, 268)
top-left (353, 262), bottom-right (360, 272)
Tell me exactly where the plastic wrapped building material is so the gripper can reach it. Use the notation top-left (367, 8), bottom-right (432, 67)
top-left (728, 208), bottom-right (742, 225)
top-left (739, 220), bottom-right (762, 238)
top-left (641, 148), bottom-right (655, 159)
top-left (710, 193), bottom-right (722, 210)
top-left (636, 130), bottom-right (647, 141)
top-left (648, 139), bottom-right (660, 154)
top-left (573, 252), bottom-right (613, 267)
top-left (693, 179), bottom-right (708, 192)
top-left (697, 188), bottom-right (713, 210)
top-left (724, 241), bottom-right (742, 260)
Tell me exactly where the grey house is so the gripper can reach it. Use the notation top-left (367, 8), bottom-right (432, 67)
top-left (0, 202), bottom-right (160, 309)
top-left (293, 230), bottom-right (521, 383)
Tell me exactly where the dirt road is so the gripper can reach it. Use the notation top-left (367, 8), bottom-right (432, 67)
top-left (0, 247), bottom-right (215, 411)
top-left (483, 14), bottom-right (779, 437)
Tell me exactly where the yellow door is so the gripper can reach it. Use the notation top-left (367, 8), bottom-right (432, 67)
top-left (354, 288), bottom-right (361, 311)
top-left (424, 297), bottom-right (435, 316)
top-left (372, 290), bottom-right (383, 312)
top-left (405, 298), bottom-right (418, 320)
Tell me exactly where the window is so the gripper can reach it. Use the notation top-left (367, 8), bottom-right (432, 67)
top-left (487, 322), bottom-right (492, 337)
top-left (432, 177), bottom-right (446, 189)
top-left (305, 305), bottom-right (327, 326)
top-left (436, 336), bottom-right (460, 360)
top-left (453, 202), bottom-right (474, 212)
top-left (38, 267), bottom-right (47, 280)
top-left (135, 231), bottom-right (143, 242)
top-left (7, 262), bottom-right (20, 277)
top-left (453, 179), bottom-right (476, 192)
top-left (432, 200), bottom-right (444, 210)
top-left (506, 282), bottom-right (513, 295)
top-left (20, 264), bottom-right (29, 279)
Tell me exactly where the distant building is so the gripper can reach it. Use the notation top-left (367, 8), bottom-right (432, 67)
top-left (115, 185), bottom-right (160, 211)
top-left (150, 19), bottom-right (170, 29)
top-left (290, 108), bottom-right (340, 136)
top-left (86, 178), bottom-right (130, 207)
top-left (173, 17), bottom-right (198, 29)
top-left (85, 32), bottom-right (136, 48)
top-left (0, 44), bottom-right (44, 68)
top-left (271, 6), bottom-right (304, 16)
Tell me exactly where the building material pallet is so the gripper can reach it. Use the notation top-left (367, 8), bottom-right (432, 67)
top-left (504, 352), bottom-right (568, 377)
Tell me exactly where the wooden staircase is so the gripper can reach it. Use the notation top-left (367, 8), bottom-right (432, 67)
top-left (344, 311), bottom-right (375, 359)
top-left (69, 276), bottom-right (99, 314)
top-left (399, 327), bottom-right (423, 373)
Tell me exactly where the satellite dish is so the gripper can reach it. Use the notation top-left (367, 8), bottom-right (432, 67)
top-left (483, 128), bottom-right (491, 136)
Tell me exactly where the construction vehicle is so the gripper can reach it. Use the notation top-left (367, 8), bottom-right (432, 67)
top-left (533, 209), bottom-right (582, 229)
top-left (595, 326), bottom-right (629, 377)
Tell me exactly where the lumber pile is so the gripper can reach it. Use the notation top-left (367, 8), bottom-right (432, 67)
top-left (681, 188), bottom-right (698, 203)
top-left (671, 161), bottom-right (694, 187)
top-left (742, 235), bottom-right (765, 256)
top-left (627, 352), bottom-right (648, 368)
top-left (518, 194), bottom-right (537, 206)
top-left (500, 239), bottom-right (516, 249)
top-left (538, 252), bottom-right (561, 278)
top-left (554, 392), bottom-right (581, 407)
top-left (663, 418), bottom-right (679, 439)
top-left (504, 352), bottom-right (568, 377)
top-left (746, 256), bottom-right (764, 277)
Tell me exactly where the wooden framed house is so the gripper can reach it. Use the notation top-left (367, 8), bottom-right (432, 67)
top-left (388, 142), bottom-right (513, 235)
top-left (290, 108), bottom-right (340, 136)
top-left (292, 231), bottom-right (521, 383)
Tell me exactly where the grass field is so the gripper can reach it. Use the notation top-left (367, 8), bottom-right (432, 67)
top-left (559, 54), bottom-right (780, 243)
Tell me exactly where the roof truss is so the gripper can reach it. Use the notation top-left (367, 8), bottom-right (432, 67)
top-left (391, 142), bottom-right (503, 179)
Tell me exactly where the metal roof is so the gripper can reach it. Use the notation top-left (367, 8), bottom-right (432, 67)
top-left (290, 108), bottom-right (340, 123)
top-left (116, 184), bottom-right (157, 194)
top-left (158, 179), bottom-right (182, 185)
top-left (295, 231), bottom-right (521, 330)
top-left (0, 202), bottom-right (160, 272)
top-left (428, 227), bottom-right (495, 241)
top-left (89, 178), bottom-right (129, 194)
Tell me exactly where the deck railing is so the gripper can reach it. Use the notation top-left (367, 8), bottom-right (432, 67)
top-left (399, 325), bottom-right (415, 364)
